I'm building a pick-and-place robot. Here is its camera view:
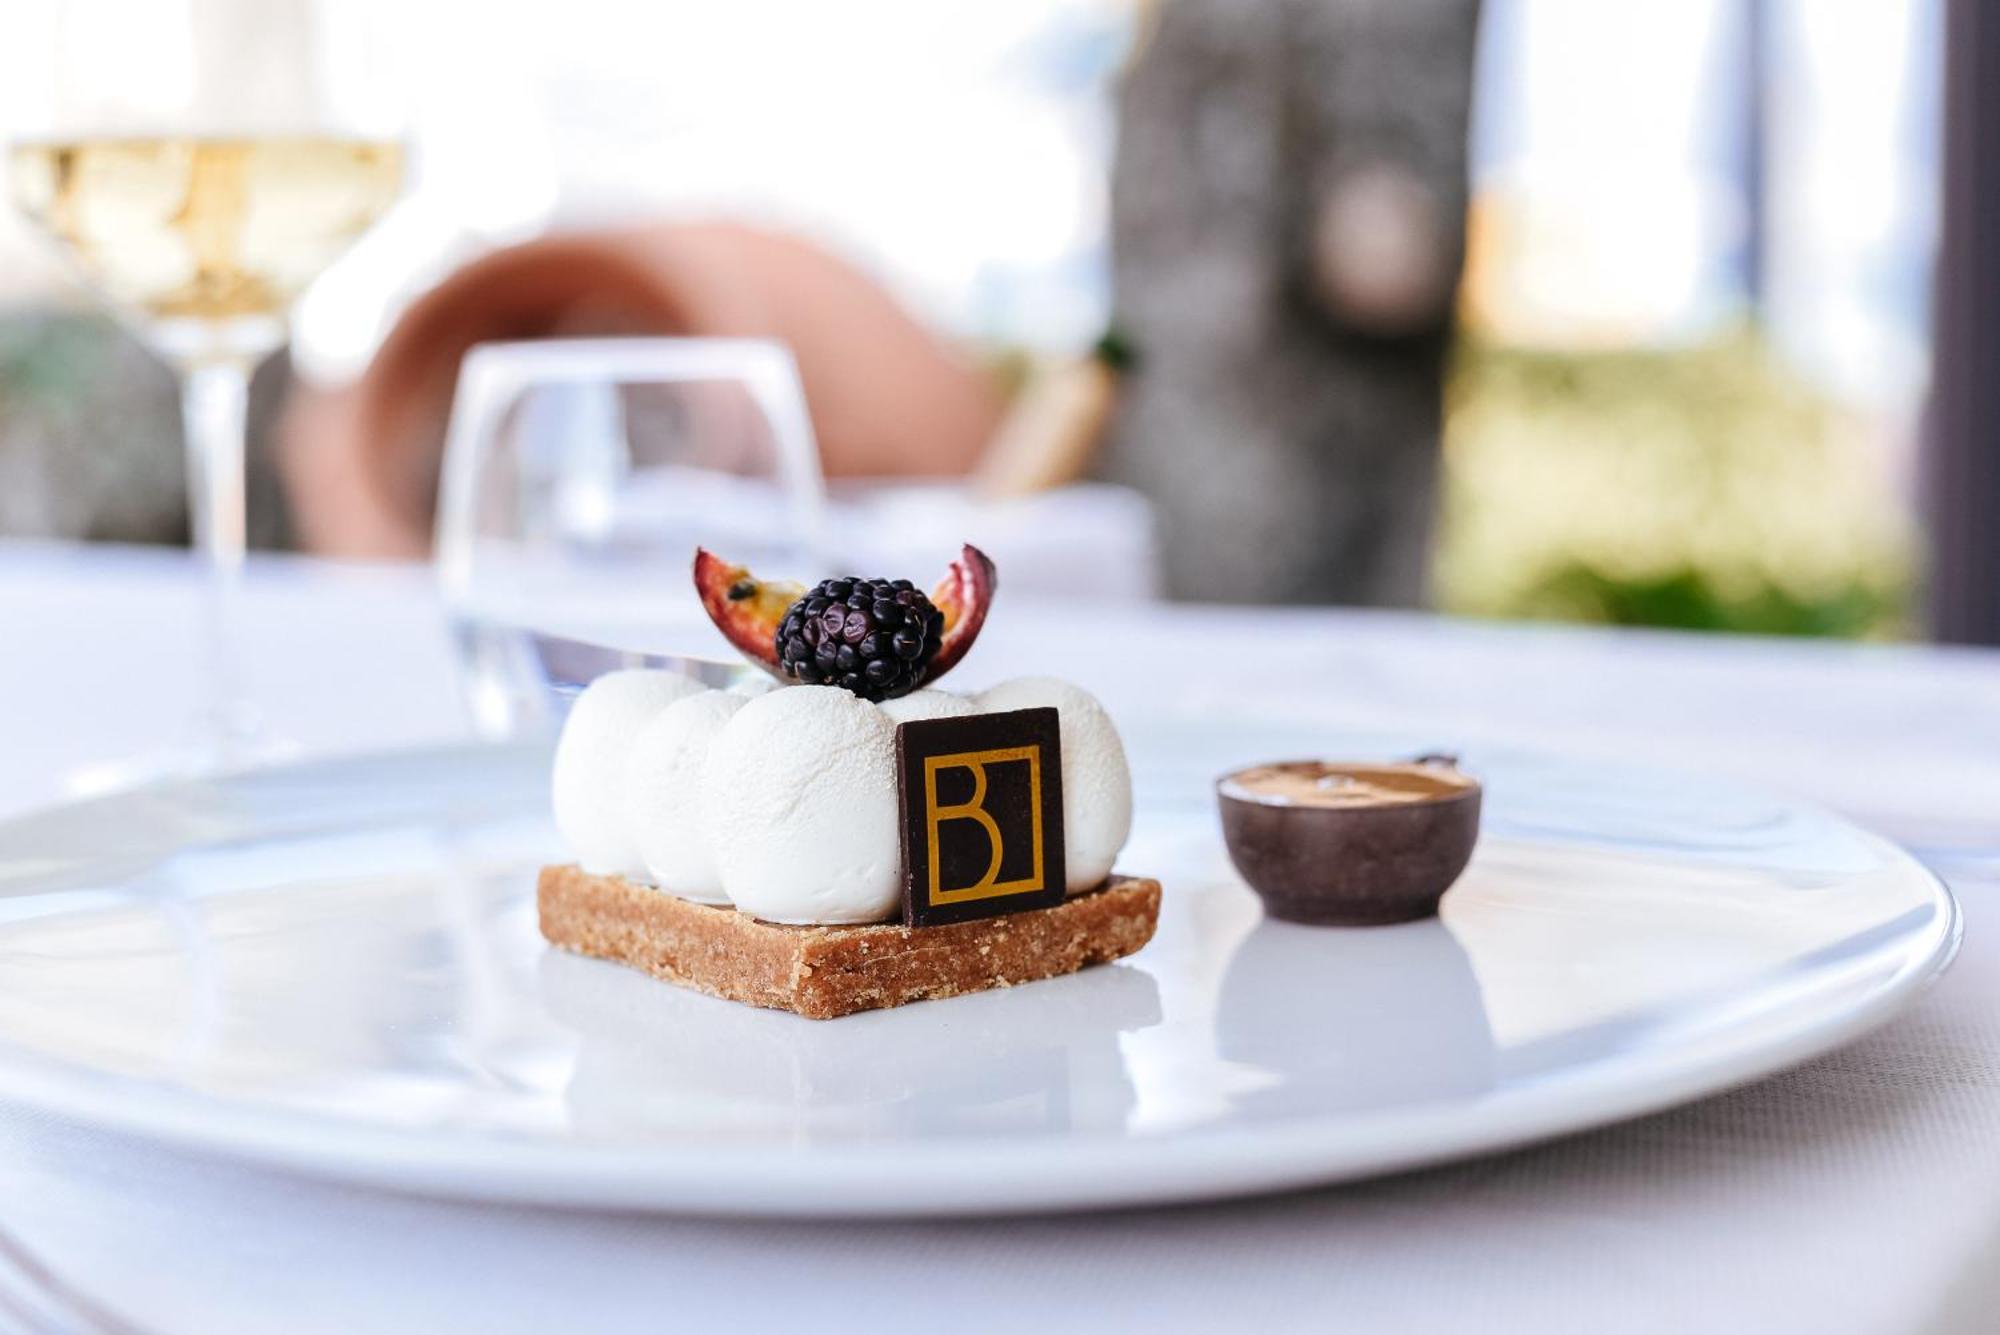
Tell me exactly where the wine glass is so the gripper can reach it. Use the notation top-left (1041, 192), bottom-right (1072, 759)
top-left (2, 0), bottom-right (407, 774)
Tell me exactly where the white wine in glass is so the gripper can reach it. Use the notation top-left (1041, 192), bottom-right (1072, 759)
top-left (9, 135), bottom-right (405, 363)
top-left (3, 0), bottom-right (408, 778)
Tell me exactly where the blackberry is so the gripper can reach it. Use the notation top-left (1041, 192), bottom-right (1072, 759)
top-left (775, 575), bottom-right (945, 701)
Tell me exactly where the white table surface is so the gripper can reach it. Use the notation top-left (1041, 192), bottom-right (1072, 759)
top-left (1, 539), bottom-right (1998, 1335)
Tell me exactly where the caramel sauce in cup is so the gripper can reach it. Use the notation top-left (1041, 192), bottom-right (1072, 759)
top-left (1216, 759), bottom-right (1482, 926)
top-left (1219, 760), bottom-right (1477, 809)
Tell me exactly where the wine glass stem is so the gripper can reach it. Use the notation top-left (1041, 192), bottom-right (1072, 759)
top-left (180, 357), bottom-right (260, 761)
top-left (183, 359), bottom-right (249, 571)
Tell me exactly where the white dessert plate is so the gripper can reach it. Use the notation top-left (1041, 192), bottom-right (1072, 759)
top-left (0, 724), bottom-right (1957, 1217)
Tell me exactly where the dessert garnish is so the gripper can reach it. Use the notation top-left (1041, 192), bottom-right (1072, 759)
top-left (693, 543), bottom-right (996, 698)
top-left (777, 576), bottom-right (942, 699)
top-left (1217, 759), bottom-right (1481, 926)
top-left (896, 706), bottom-right (1066, 927)
top-left (538, 545), bottom-right (1157, 1018)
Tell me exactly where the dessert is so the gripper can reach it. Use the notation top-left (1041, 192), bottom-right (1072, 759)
top-left (1217, 759), bottom-right (1481, 925)
top-left (538, 544), bottom-right (1158, 1018)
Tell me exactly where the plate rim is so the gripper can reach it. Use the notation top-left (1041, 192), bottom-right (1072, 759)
top-left (0, 746), bottom-right (1963, 1218)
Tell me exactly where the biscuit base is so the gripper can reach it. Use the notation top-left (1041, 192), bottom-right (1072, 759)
top-left (537, 865), bottom-right (1162, 1020)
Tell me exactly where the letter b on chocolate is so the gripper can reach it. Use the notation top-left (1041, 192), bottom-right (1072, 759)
top-left (896, 708), bottom-right (1066, 926)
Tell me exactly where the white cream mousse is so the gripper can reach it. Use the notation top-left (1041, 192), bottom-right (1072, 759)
top-left (977, 676), bottom-right (1134, 893)
top-left (550, 674), bottom-right (1133, 923)
top-left (623, 690), bottom-right (746, 904)
top-left (551, 669), bottom-right (706, 877)
top-left (703, 686), bottom-right (902, 923)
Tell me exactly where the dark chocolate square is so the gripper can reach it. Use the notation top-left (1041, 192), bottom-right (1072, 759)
top-left (895, 707), bottom-right (1066, 927)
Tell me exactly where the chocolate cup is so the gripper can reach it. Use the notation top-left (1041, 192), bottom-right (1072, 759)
top-left (1217, 761), bottom-right (1482, 926)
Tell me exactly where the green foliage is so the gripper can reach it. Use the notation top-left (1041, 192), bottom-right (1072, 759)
top-left (1434, 329), bottom-right (1915, 638)
top-left (1522, 563), bottom-right (1898, 638)
top-left (0, 313), bottom-right (121, 414)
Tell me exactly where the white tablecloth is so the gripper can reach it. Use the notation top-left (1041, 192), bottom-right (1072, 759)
top-left (1, 540), bottom-right (1998, 1335)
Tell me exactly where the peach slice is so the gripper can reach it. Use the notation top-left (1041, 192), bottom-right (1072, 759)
top-left (693, 544), bottom-right (998, 684)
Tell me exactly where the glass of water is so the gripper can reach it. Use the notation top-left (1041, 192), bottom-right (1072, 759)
top-left (434, 337), bottom-right (827, 738)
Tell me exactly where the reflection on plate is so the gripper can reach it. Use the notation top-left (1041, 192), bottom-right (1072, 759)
top-left (550, 951), bottom-right (1161, 1141)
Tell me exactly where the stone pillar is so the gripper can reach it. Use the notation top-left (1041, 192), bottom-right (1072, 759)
top-left (1105, 0), bottom-right (1482, 605)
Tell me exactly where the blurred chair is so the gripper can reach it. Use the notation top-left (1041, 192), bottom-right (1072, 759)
top-left (280, 223), bottom-right (1006, 558)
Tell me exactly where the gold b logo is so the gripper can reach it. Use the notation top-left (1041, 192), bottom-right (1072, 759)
top-left (924, 746), bottom-right (1045, 903)
top-left (896, 707), bottom-right (1067, 926)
